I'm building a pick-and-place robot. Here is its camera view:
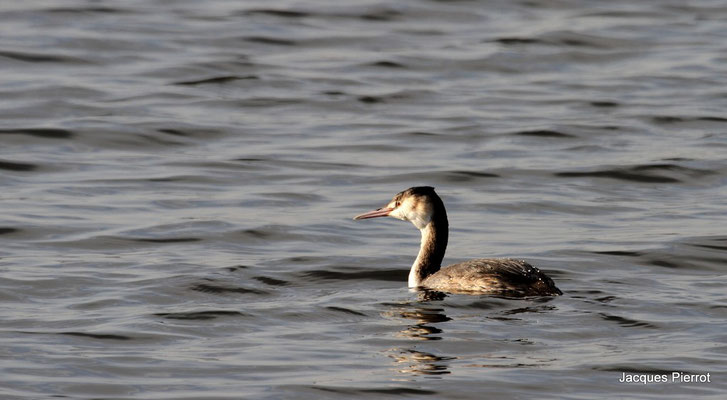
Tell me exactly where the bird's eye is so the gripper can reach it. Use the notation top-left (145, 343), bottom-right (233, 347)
top-left (395, 201), bottom-right (401, 207)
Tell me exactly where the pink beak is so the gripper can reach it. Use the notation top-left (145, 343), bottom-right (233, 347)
top-left (353, 207), bottom-right (393, 220)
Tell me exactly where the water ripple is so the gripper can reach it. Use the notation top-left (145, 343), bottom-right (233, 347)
top-left (2, 0), bottom-right (727, 398)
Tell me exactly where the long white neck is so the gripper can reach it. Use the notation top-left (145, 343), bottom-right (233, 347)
top-left (408, 211), bottom-right (448, 287)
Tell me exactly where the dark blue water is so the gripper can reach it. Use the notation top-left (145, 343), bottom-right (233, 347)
top-left (1, 1), bottom-right (726, 399)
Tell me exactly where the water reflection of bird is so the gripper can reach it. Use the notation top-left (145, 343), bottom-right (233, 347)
top-left (390, 349), bottom-right (452, 376)
top-left (354, 186), bottom-right (562, 296)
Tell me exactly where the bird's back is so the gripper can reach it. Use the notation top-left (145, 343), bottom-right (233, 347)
top-left (421, 258), bottom-right (562, 296)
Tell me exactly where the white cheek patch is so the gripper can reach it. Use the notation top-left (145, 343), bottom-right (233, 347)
top-left (408, 212), bottom-right (429, 229)
top-left (395, 197), bottom-right (432, 229)
top-left (389, 207), bottom-right (407, 221)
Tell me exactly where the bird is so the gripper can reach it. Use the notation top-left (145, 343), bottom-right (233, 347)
top-left (353, 186), bottom-right (562, 296)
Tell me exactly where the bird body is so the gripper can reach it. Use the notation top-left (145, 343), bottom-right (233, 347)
top-left (422, 258), bottom-right (560, 296)
top-left (354, 186), bottom-right (561, 296)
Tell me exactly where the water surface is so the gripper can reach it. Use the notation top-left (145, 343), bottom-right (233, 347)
top-left (1, 1), bottom-right (726, 399)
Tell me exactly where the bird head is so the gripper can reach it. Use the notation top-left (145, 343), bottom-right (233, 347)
top-left (353, 186), bottom-right (438, 230)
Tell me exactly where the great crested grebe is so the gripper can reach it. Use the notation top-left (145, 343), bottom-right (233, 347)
top-left (354, 186), bottom-right (561, 296)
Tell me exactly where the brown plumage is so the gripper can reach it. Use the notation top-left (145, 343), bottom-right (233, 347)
top-left (354, 186), bottom-right (562, 296)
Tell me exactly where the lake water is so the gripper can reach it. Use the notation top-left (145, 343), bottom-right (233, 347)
top-left (1, 1), bottom-right (726, 399)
